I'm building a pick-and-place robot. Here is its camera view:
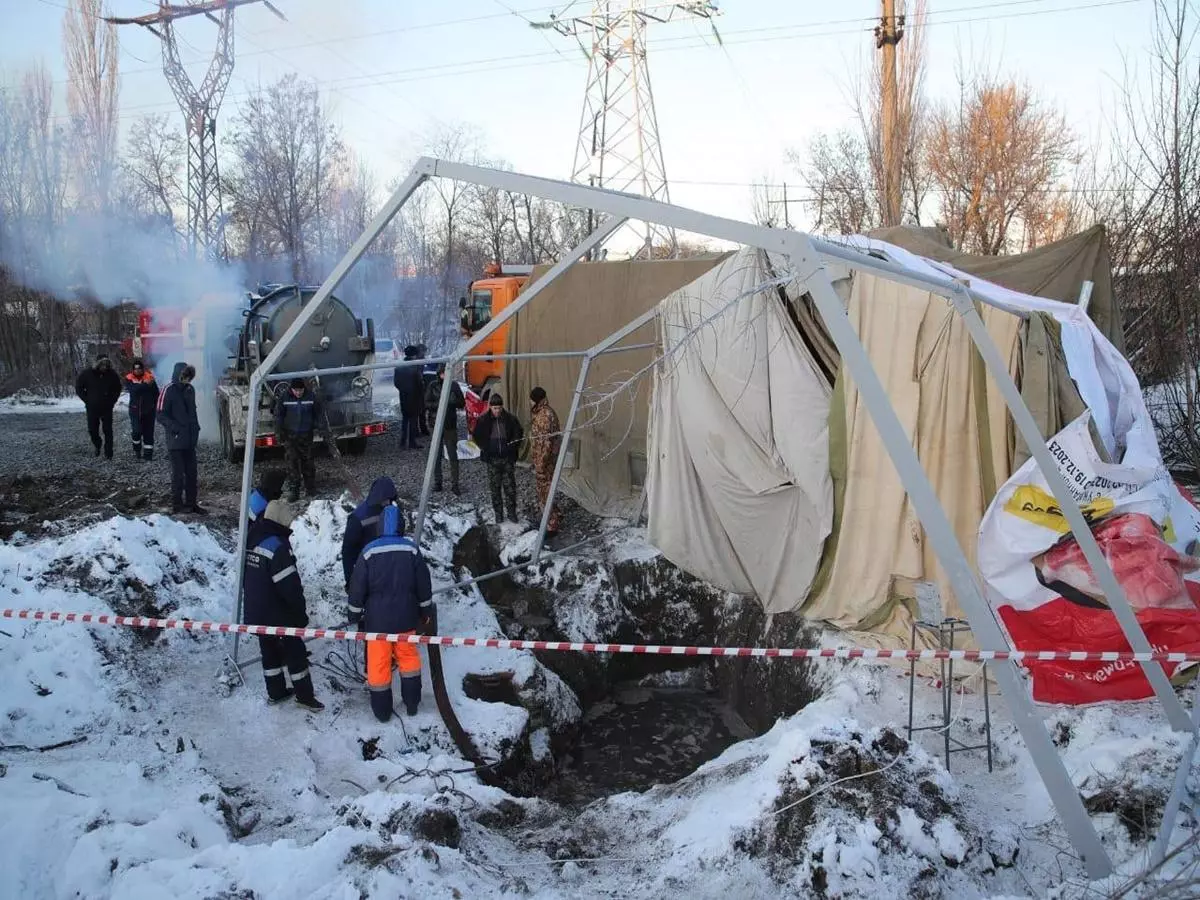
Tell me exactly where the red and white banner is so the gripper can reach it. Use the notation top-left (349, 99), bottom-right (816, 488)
top-left (979, 415), bottom-right (1200, 704)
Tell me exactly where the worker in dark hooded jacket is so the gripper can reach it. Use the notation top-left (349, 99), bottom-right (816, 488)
top-left (347, 504), bottom-right (434, 720)
top-left (393, 346), bottom-right (424, 449)
top-left (244, 499), bottom-right (324, 710)
top-left (75, 354), bottom-right (123, 459)
top-left (157, 362), bottom-right (205, 514)
top-left (341, 476), bottom-right (398, 588)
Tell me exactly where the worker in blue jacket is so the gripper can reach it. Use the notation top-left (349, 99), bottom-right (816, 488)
top-left (341, 475), bottom-right (398, 588)
top-left (243, 499), bottom-right (324, 711)
top-left (347, 504), bottom-right (435, 721)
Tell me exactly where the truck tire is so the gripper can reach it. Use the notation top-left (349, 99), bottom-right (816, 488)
top-left (219, 401), bottom-right (244, 464)
top-left (344, 436), bottom-right (368, 456)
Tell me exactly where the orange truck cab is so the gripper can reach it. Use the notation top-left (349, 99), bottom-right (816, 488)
top-left (459, 262), bottom-right (532, 394)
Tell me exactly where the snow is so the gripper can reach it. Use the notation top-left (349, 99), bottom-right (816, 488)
top-left (2, 506), bottom-right (1198, 898)
top-left (0, 390), bottom-right (128, 414)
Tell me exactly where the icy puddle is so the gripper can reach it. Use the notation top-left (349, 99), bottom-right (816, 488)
top-left (541, 685), bottom-right (754, 806)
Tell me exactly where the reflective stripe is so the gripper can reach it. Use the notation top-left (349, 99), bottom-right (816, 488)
top-left (263, 667), bottom-right (284, 676)
top-left (284, 400), bottom-right (314, 406)
top-left (142, 439), bottom-right (153, 448)
top-left (362, 543), bottom-right (416, 560)
top-left (419, 600), bottom-right (433, 608)
top-left (290, 668), bottom-right (310, 681)
top-left (368, 683), bottom-right (391, 692)
top-left (359, 515), bottom-right (379, 527)
top-left (272, 565), bottom-right (297, 583)
top-left (347, 604), bottom-right (364, 614)
top-left (254, 547), bottom-right (276, 559)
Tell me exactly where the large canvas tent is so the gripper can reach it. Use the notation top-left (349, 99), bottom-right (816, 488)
top-left (504, 256), bottom-right (728, 519)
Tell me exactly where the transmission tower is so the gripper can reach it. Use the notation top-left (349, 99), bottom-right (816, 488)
top-left (107, 1), bottom-right (284, 262)
top-left (537, 1), bottom-right (721, 259)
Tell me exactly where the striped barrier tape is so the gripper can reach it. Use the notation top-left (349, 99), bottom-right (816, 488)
top-left (4, 608), bottom-right (1200, 664)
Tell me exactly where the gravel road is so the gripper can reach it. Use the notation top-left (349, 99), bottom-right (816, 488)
top-left (0, 404), bottom-right (596, 545)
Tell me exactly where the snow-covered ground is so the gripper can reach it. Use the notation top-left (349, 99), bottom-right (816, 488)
top-left (0, 506), bottom-right (1197, 898)
top-left (0, 390), bottom-right (129, 415)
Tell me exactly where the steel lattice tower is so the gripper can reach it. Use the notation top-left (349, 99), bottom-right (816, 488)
top-left (107, 1), bottom-right (283, 262)
top-left (541, 1), bottom-right (720, 259)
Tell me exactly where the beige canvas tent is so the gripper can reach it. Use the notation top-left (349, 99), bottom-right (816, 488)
top-left (505, 229), bottom-right (1122, 649)
top-left (504, 256), bottom-right (727, 519)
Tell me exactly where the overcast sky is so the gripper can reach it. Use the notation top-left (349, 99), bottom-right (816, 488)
top-left (3, 0), bottom-right (1156, 233)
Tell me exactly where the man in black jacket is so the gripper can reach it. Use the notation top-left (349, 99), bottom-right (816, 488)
top-left (244, 499), bottom-right (324, 710)
top-left (472, 394), bottom-right (523, 523)
top-left (75, 354), bottom-right (122, 459)
top-left (426, 365), bottom-right (465, 495)
top-left (157, 362), bottom-right (205, 515)
top-left (393, 345), bottom-right (424, 450)
top-left (347, 504), bottom-right (434, 720)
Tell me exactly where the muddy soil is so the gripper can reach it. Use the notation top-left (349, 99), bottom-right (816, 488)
top-left (540, 685), bottom-right (755, 807)
top-left (0, 409), bottom-right (600, 544)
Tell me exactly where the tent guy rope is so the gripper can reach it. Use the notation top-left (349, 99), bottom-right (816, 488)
top-left (3, 608), bottom-right (1198, 664)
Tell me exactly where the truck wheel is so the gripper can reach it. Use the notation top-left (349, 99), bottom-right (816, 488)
top-left (344, 437), bottom-right (368, 456)
top-left (220, 403), bottom-right (244, 464)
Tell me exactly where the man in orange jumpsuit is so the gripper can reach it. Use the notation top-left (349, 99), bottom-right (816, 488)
top-left (347, 504), bottom-right (435, 720)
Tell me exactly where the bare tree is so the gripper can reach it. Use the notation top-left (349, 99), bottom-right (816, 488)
top-left (792, 131), bottom-right (879, 234)
top-left (63, 0), bottom-right (120, 213)
top-left (1112, 0), bottom-right (1200, 476)
top-left (121, 114), bottom-right (184, 233)
top-left (926, 68), bottom-right (1079, 255)
top-left (223, 74), bottom-right (342, 282)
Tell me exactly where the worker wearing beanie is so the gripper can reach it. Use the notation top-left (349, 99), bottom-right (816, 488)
top-left (347, 504), bottom-right (434, 720)
top-left (471, 393), bottom-right (523, 524)
top-left (243, 499), bottom-right (324, 711)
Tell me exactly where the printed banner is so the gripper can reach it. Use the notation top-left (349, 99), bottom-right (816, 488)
top-left (978, 414), bottom-right (1200, 704)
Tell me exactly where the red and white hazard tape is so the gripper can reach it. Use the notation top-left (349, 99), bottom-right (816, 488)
top-left (4, 608), bottom-right (1200, 664)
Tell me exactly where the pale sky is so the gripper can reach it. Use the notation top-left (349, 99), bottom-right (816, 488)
top-left (2, 0), bottom-right (1158, 234)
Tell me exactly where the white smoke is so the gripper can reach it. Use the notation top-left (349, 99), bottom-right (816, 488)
top-left (0, 209), bottom-right (249, 443)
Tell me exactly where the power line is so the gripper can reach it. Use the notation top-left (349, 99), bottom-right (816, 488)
top-left (31, 0), bottom-right (1146, 121)
top-left (46, 0), bottom-right (1147, 88)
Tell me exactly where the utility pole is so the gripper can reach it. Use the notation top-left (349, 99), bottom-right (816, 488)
top-left (535, 1), bottom-right (721, 259)
top-left (106, 0), bottom-right (285, 262)
top-left (875, 0), bottom-right (904, 227)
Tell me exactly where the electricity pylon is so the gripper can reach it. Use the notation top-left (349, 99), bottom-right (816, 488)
top-left (107, 1), bottom-right (284, 262)
top-left (536, 2), bottom-right (721, 259)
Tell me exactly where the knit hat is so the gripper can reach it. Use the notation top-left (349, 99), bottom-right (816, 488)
top-left (258, 469), bottom-right (288, 501)
top-left (290, 377), bottom-right (306, 390)
top-left (489, 394), bottom-right (504, 407)
top-left (264, 499), bottom-right (295, 528)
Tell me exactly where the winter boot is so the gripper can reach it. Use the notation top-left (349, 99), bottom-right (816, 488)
top-left (287, 484), bottom-right (300, 503)
top-left (433, 481), bottom-right (443, 493)
top-left (451, 482), bottom-right (461, 497)
top-left (132, 442), bottom-right (142, 458)
top-left (369, 686), bottom-right (393, 722)
top-left (142, 449), bottom-right (153, 462)
top-left (400, 674), bottom-right (422, 717)
top-left (93, 444), bottom-right (101, 458)
top-left (189, 504), bottom-right (208, 516)
top-left (492, 504), bottom-right (504, 524)
top-left (104, 444), bottom-right (113, 460)
top-left (267, 687), bottom-right (294, 705)
top-left (296, 696), bottom-right (325, 711)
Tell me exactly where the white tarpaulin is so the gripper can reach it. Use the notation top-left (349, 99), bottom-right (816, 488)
top-left (646, 249), bottom-right (834, 615)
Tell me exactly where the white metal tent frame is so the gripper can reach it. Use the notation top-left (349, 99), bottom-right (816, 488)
top-left (228, 156), bottom-right (1199, 877)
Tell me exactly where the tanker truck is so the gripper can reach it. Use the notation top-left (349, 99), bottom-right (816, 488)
top-left (215, 284), bottom-right (387, 463)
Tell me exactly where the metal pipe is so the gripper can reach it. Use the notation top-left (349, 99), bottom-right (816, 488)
top-left (946, 284), bottom-right (1190, 731)
top-left (266, 348), bottom-right (628, 382)
top-left (413, 216), bottom-right (627, 540)
top-left (812, 238), bottom-right (1032, 320)
top-left (533, 307), bottom-right (660, 560)
top-left (231, 372), bottom-right (263, 665)
top-left (533, 355), bottom-right (593, 560)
